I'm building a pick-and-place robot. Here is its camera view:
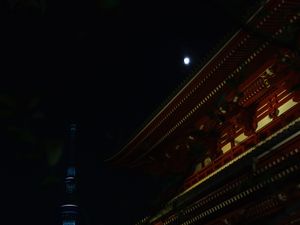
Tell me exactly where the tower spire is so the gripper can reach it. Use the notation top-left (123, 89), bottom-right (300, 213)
top-left (69, 123), bottom-right (77, 165)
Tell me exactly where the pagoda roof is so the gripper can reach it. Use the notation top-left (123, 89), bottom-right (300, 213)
top-left (106, 0), bottom-right (300, 172)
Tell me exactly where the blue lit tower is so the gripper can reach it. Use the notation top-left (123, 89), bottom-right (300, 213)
top-left (61, 124), bottom-right (79, 225)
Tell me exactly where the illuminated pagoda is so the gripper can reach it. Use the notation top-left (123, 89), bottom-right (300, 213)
top-left (107, 0), bottom-right (300, 225)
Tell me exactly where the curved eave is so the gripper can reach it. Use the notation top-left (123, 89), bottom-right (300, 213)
top-left (105, 0), bottom-right (299, 167)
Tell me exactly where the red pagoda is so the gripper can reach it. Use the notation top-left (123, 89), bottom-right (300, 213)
top-left (107, 0), bottom-right (300, 224)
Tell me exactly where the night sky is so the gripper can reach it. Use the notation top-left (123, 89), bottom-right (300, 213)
top-left (1, 1), bottom-right (261, 225)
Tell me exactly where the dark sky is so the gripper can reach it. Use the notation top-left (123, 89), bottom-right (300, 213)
top-left (0, 0), bottom-right (261, 225)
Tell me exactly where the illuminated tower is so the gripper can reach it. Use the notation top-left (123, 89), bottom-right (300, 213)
top-left (61, 124), bottom-right (79, 225)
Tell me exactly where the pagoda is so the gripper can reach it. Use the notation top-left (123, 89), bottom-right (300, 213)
top-left (107, 0), bottom-right (300, 224)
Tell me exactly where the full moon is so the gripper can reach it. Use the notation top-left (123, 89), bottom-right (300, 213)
top-left (183, 57), bottom-right (190, 65)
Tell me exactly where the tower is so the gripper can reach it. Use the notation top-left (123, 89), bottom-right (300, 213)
top-left (60, 124), bottom-right (79, 225)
